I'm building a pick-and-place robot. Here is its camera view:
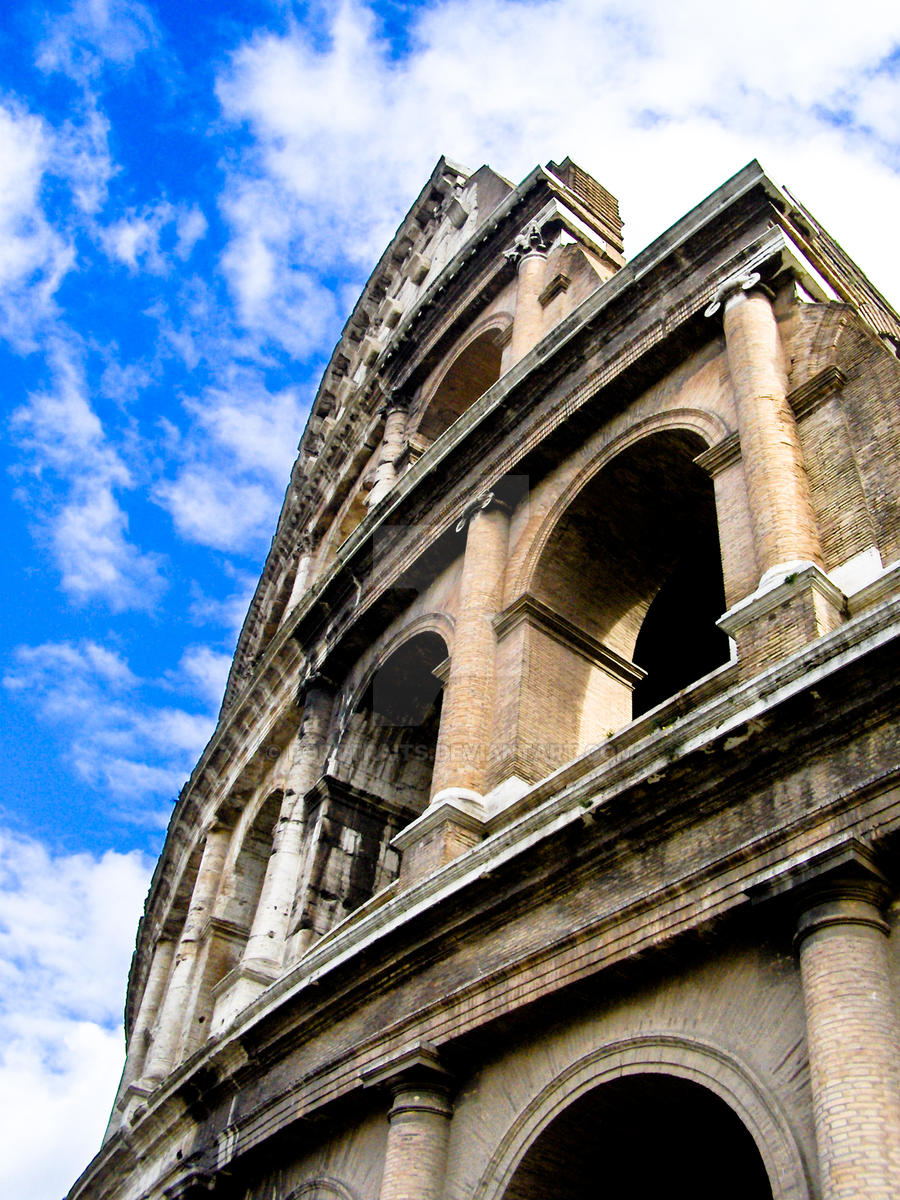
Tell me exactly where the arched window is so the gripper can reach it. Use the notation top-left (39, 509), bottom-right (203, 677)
top-left (294, 632), bottom-right (448, 944)
top-left (332, 631), bottom-right (447, 814)
top-left (417, 329), bottom-right (505, 443)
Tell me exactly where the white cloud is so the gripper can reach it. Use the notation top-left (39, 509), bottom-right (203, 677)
top-left (176, 645), bottom-right (234, 709)
top-left (0, 829), bottom-right (151, 1199)
top-left (0, 101), bottom-right (75, 349)
top-left (155, 370), bottom-right (311, 552)
top-left (215, 0), bottom-right (900, 322)
top-left (37, 0), bottom-right (160, 83)
top-left (99, 200), bottom-right (208, 273)
top-left (11, 342), bottom-right (167, 610)
top-left (3, 640), bottom-right (215, 819)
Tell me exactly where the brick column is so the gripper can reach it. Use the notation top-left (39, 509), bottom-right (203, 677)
top-left (242, 678), bottom-right (335, 969)
top-left (367, 1046), bottom-right (453, 1200)
top-left (718, 275), bottom-right (822, 578)
top-left (506, 222), bottom-right (548, 365)
top-left (369, 395), bottom-right (408, 509)
top-left (795, 862), bottom-right (900, 1199)
top-left (141, 821), bottom-right (232, 1085)
top-left (429, 493), bottom-right (509, 801)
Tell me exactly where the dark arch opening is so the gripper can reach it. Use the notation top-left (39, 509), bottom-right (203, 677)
top-left (503, 1073), bottom-right (773, 1200)
top-left (532, 430), bottom-right (729, 740)
top-left (631, 537), bottom-right (729, 717)
top-left (418, 331), bottom-right (504, 442)
top-left (333, 631), bottom-right (447, 815)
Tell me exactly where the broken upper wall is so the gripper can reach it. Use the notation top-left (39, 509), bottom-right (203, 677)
top-left (222, 156), bottom-right (626, 714)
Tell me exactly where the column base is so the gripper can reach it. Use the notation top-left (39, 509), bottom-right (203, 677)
top-left (718, 561), bottom-right (845, 676)
top-left (209, 959), bottom-right (279, 1036)
top-left (393, 790), bottom-right (486, 887)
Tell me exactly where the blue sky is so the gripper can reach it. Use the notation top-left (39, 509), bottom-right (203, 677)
top-left (1, 1), bottom-right (900, 1196)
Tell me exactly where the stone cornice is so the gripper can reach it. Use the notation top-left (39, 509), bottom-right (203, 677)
top-left (787, 365), bottom-right (847, 420)
top-left (493, 594), bottom-right (645, 685)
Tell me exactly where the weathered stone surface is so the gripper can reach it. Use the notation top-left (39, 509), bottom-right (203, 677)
top-left (73, 156), bottom-right (900, 1200)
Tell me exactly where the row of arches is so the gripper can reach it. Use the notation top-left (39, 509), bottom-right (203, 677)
top-left (136, 420), bottom-right (735, 1075)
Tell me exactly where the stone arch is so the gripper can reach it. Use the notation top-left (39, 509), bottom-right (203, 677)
top-left (530, 423), bottom-right (729, 720)
top-left (339, 613), bottom-right (455, 722)
top-left (329, 627), bottom-right (450, 815)
top-left (475, 1035), bottom-right (811, 1200)
top-left (514, 408), bottom-right (730, 600)
top-left (287, 1178), bottom-right (360, 1200)
top-left (414, 315), bottom-right (511, 444)
top-left (179, 791), bottom-right (282, 1056)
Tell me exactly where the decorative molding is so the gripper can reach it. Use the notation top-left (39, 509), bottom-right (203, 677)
top-left (787, 366), bottom-right (847, 420)
top-left (538, 273), bottom-right (571, 307)
top-left (504, 220), bottom-right (549, 268)
top-left (494, 594), bottom-right (645, 686)
top-left (694, 431), bottom-right (741, 477)
top-left (704, 270), bottom-right (762, 317)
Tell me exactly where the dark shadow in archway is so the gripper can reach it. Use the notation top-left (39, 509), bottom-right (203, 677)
top-left (503, 1073), bottom-right (772, 1200)
top-left (418, 331), bottom-right (504, 442)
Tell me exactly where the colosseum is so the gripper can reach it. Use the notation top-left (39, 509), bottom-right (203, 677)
top-left (71, 155), bottom-right (900, 1200)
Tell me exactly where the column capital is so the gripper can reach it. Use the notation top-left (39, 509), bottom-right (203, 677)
top-left (379, 388), bottom-right (411, 419)
top-left (297, 670), bottom-right (337, 706)
top-left (362, 1041), bottom-right (452, 1102)
top-left (504, 220), bottom-right (548, 268)
top-left (454, 490), bottom-right (511, 533)
top-left (751, 840), bottom-right (893, 941)
top-left (704, 270), bottom-right (767, 318)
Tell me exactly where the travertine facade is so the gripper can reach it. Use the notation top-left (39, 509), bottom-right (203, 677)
top-left (71, 156), bottom-right (900, 1200)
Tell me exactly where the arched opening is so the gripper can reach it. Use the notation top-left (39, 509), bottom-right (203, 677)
top-left (295, 632), bottom-right (447, 943)
top-left (332, 631), bottom-right (447, 814)
top-left (503, 1073), bottom-right (772, 1200)
top-left (418, 330), bottom-right (504, 443)
top-left (531, 430), bottom-right (729, 739)
top-left (181, 792), bottom-right (282, 1056)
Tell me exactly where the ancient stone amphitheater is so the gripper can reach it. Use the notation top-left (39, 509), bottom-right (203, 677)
top-left (72, 156), bottom-right (900, 1200)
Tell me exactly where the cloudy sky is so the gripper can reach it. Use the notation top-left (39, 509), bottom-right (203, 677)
top-left (1, 1), bottom-right (899, 1195)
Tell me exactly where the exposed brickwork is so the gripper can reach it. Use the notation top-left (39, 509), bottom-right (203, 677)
top-left (430, 502), bottom-right (509, 798)
top-left (798, 897), bottom-right (900, 1200)
top-left (379, 1085), bottom-right (452, 1200)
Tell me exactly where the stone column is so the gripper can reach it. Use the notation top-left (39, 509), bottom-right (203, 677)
top-left (506, 222), bottom-right (548, 366)
top-left (369, 395), bottom-right (409, 509)
top-left (429, 493), bottom-right (510, 802)
top-left (717, 274), bottom-right (822, 578)
top-left (141, 821), bottom-right (232, 1086)
top-left (105, 936), bottom-right (175, 1133)
top-left (368, 1046), bottom-right (453, 1200)
top-left (285, 535), bottom-right (314, 614)
top-left (795, 861), bottom-right (900, 1200)
top-left (241, 678), bottom-right (335, 969)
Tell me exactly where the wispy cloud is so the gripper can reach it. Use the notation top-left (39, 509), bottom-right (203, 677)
top-left (37, 0), bottom-right (160, 84)
top-left (11, 342), bottom-right (167, 610)
top-left (155, 370), bottom-right (311, 552)
top-left (2, 640), bottom-right (216, 822)
top-left (0, 101), bottom-right (75, 350)
top-left (99, 200), bottom-right (207, 273)
top-left (215, 0), bottom-right (900, 307)
top-left (0, 828), bottom-right (151, 1198)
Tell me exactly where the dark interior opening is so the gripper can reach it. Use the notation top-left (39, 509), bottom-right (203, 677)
top-left (503, 1073), bottom-right (772, 1200)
